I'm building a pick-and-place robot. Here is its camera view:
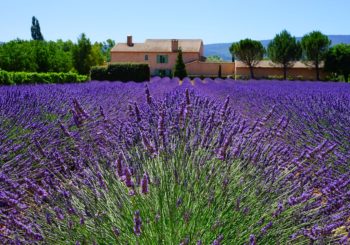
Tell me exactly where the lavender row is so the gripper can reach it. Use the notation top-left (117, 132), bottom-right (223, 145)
top-left (0, 78), bottom-right (349, 244)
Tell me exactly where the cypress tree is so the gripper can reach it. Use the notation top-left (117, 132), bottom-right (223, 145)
top-left (173, 48), bottom-right (187, 79)
top-left (31, 16), bottom-right (44, 41)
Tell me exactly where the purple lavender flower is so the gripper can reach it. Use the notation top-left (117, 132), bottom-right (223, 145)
top-left (261, 221), bottom-right (273, 234)
top-left (176, 197), bottom-right (183, 208)
top-left (124, 166), bottom-right (134, 188)
top-left (54, 207), bottom-right (64, 220)
top-left (113, 227), bottom-right (120, 237)
top-left (141, 172), bottom-right (149, 194)
top-left (141, 132), bottom-right (157, 156)
top-left (134, 102), bottom-right (142, 122)
top-left (212, 234), bottom-right (223, 245)
top-left (145, 85), bottom-right (152, 105)
top-left (97, 171), bottom-right (108, 190)
top-left (115, 153), bottom-right (124, 178)
top-left (45, 212), bottom-right (52, 225)
top-left (180, 237), bottom-right (190, 245)
top-left (133, 210), bottom-right (142, 236)
top-left (68, 220), bottom-right (73, 229)
top-left (249, 234), bottom-right (256, 245)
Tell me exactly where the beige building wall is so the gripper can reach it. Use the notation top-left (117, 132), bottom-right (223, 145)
top-left (186, 61), bottom-right (235, 76)
top-left (111, 52), bottom-right (200, 75)
top-left (235, 67), bottom-right (327, 80)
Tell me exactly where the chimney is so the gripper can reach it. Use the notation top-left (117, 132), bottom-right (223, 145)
top-left (127, 35), bottom-right (133, 47)
top-left (171, 39), bottom-right (178, 52)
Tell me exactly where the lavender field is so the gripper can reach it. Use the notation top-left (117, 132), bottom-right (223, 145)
top-left (1, 78), bottom-right (350, 244)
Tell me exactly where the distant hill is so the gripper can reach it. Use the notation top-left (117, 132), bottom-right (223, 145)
top-left (204, 35), bottom-right (350, 61)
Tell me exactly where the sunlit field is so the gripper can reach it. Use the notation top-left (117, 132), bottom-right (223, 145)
top-left (1, 78), bottom-right (350, 244)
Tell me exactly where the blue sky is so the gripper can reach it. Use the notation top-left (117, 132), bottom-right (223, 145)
top-left (1, 0), bottom-right (349, 44)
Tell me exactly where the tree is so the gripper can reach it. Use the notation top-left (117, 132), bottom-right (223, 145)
top-left (31, 16), bottom-right (44, 41)
top-left (102, 39), bottom-right (115, 62)
top-left (325, 44), bottom-right (350, 82)
top-left (72, 33), bottom-right (93, 74)
top-left (206, 55), bottom-right (223, 62)
top-left (173, 48), bottom-right (187, 79)
top-left (229, 45), bottom-right (235, 62)
top-left (218, 64), bottom-right (222, 78)
top-left (230, 39), bottom-right (265, 79)
top-left (33, 40), bottom-right (50, 72)
top-left (0, 39), bottom-right (37, 71)
top-left (301, 31), bottom-right (331, 80)
top-left (90, 42), bottom-right (105, 66)
top-left (267, 30), bottom-right (301, 80)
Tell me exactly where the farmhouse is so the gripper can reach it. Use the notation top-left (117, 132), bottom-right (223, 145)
top-left (111, 36), bottom-right (202, 76)
top-left (110, 36), bottom-right (326, 80)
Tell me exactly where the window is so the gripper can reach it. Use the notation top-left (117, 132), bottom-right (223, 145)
top-left (155, 69), bottom-right (172, 77)
top-left (157, 55), bottom-right (168, 64)
top-left (145, 54), bottom-right (148, 61)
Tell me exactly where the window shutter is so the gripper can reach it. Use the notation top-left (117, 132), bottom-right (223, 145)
top-left (165, 55), bottom-right (168, 63)
top-left (157, 55), bottom-right (160, 63)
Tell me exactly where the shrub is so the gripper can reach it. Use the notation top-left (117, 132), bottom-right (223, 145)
top-left (91, 63), bottom-right (150, 82)
top-left (0, 70), bottom-right (13, 85)
top-left (90, 66), bottom-right (107, 81)
top-left (0, 71), bottom-right (88, 85)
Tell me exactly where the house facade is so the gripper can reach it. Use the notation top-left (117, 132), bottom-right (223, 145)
top-left (110, 36), bottom-right (327, 80)
top-left (111, 36), bottom-right (205, 76)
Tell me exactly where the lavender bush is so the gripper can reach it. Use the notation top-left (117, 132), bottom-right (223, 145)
top-left (0, 78), bottom-right (349, 244)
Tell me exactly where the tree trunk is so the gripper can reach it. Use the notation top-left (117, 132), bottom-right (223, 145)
top-left (345, 73), bottom-right (349, 83)
top-left (249, 66), bottom-right (254, 79)
top-left (283, 65), bottom-right (287, 80)
top-left (315, 62), bottom-right (320, 81)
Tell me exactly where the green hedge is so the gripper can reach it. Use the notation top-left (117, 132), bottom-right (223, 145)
top-left (0, 70), bottom-right (88, 85)
top-left (91, 63), bottom-right (150, 82)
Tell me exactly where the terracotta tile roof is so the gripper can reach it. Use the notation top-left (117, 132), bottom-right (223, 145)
top-left (111, 39), bottom-right (202, 53)
top-left (235, 60), bottom-right (324, 68)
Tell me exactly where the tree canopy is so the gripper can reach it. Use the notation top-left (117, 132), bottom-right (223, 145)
top-left (267, 30), bottom-right (301, 80)
top-left (230, 39), bottom-right (265, 79)
top-left (301, 31), bottom-right (331, 80)
top-left (31, 16), bottom-right (44, 41)
top-left (325, 43), bottom-right (350, 82)
top-left (0, 36), bottom-right (110, 74)
top-left (71, 34), bottom-right (104, 74)
top-left (206, 55), bottom-right (223, 62)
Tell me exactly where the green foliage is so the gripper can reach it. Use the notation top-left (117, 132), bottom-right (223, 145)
top-left (267, 30), bottom-right (302, 80)
top-left (102, 39), bottom-right (116, 62)
top-left (35, 119), bottom-right (305, 244)
top-left (72, 34), bottom-right (93, 75)
top-left (0, 70), bottom-right (88, 85)
top-left (206, 55), bottom-right (223, 62)
top-left (0, 39), bottom-right (73, 72)
top-left (31, 16), bottom-right (44, 41)
top-left (0, 39), bottom-right (38, 71)
top-left (173, 49), bottom-right (187, 79)
top-left (72, 34), bottom-right (105, 75)
top-left (230, 39), bottom-right (265, 79)
top-left (301, 31), bottom-right (331, 80)
top-left (325, 43), bottom-right (350, 82)
top-left (0, 35), bottom-right (109, 75)
top-left (90, 66), bottom-right (107, 81)
top-left (91, 63), bottom-right (150, 82)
